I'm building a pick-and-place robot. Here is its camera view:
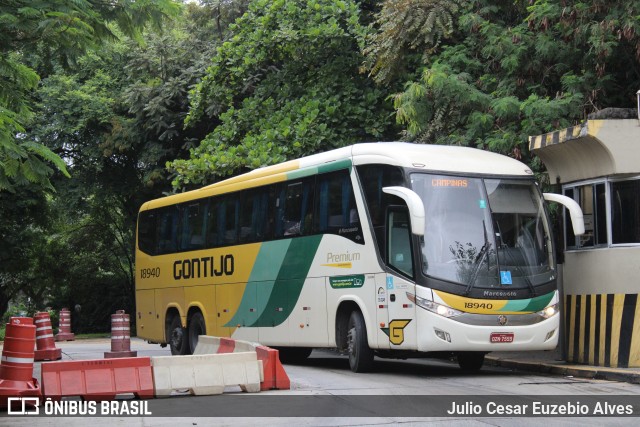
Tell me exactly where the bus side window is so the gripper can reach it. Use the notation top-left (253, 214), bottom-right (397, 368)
top-left (276, 178), bottom-right (314, 238)
top-left (181, 200), bottom-right (207, 251)
top-left (317, 171), bottom-right (347, 230)
top-left (239, 190), bottom-right (271, 243)
top-left (387, 208), bottom-right (414, 278)
top-left (206, 198), bottom-right (220, 247)
top-left (156, 206), bottom-right (180, 255)
top-left (137, 210), bottom-right (157, 255)
top-left (221, 196), bottom-right (239, 246)
top-left (315, 169), bottom-right (363, 243)
top-left (356, 164), bottom-right (405, 228)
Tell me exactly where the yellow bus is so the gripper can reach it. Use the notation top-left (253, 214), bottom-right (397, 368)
top-left (135, 142), bottom-right (584, 372)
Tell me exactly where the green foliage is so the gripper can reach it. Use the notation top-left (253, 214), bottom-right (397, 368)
top-left (363, 0), bottom-right (468, 84)
top-left (171, 0), bottom-right (394, 187)
top-left (0, 2), bottom-right (243, 327)
top-left (0, 0), bottom-right (179, 193)
top-left (367, 0), bottom-right (640, 165)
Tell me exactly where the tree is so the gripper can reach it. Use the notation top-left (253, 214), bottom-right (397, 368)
top-left (364, 0), bottom-right (640, 165)
top-left (0, 186), bottom-right (50, 318)
top-left (0, 2), bottom-right (245, 324)
top-left (0, 0), bottom-right (179, 192)
top-left (169, 0), bottom-right (394, 188)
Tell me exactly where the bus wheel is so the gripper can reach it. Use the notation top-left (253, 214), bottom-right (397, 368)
top-left (457, 352), bottom-right (485, 371)
top-left (275, 347), bottom-right (312, 364)
top-left (167, 315), bottom-right (189, 355)
top-left (347, 311), bottom-right (374, 373)
top-left (188, 312), bottom-right (206, 354)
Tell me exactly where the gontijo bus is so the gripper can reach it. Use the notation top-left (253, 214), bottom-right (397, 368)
top-left (135, 142), bottom-right (584, 372)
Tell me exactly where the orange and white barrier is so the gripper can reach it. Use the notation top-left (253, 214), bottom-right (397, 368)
top-left (104, 310), bottom-right (137, 358)
top-left (6, 330), bottom-right (289, 402)
top-left (55, 308), bottom-right (75, 341)
top-left (0, 317), bottom-right (42, 408)
top-left (42, 357), bottom-right (154, 401)
top-left (34, 312), bottom-right (62, 361)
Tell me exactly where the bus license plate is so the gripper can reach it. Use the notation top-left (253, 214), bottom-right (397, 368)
top-left (490, 332), bottom-right (514, 343)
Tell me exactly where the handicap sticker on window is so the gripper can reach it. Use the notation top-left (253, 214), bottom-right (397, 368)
top-left (500, 271), bottom-right (513, 285)
top-left (478, 200), bottom-right (487, 209)
top-left (386, 276), bottom-right (394, 290)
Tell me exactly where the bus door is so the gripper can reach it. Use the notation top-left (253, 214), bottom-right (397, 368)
top-left (382, 208), bottom-right (417, 350)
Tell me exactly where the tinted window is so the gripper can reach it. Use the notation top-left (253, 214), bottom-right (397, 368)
top-left (181, 200), bottom-right (208, 251)
top-left (137, 210), bottom-right (157, 255)
top-left (156, 206), bottom-right (181, 255)
top-left (240, 189), bottom-right (272, 243)
top-left (275, 178), bottom-right (314, 238)
top-left (357, 165), bottom-right (405, 227)
top-left (315, 169), bottom-right (363, 243)
top-left (564, 182), bottom-right (608, 248)
top-left (612, 180), bottom-right (640, 244)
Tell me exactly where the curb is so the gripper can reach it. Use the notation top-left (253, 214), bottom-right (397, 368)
top-left (485, 356), bottom-right (640, 385)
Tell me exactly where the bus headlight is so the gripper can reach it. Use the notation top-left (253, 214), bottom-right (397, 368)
top-left (537, 303), bottom-right (558, 319)
top-left (406, 292), bottom-right (463, 318)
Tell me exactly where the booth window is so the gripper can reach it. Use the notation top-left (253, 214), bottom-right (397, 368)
top-left (611, 179), bottom-right (640, 244)
top-left (564, 177), bottom-right (640, 249)
top-left (564, 182), bottom-right (607, 249)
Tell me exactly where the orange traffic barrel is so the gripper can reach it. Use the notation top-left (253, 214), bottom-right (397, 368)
top-left (34, 312), bottom-right (62, 361)
top-left (104, 310), bottom-right (137, 358)
top-left (0, 317), bottom-right (42, 408)
top-left (55, 307), bottom-right (75, 341)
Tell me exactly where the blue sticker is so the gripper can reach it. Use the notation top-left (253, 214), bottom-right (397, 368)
top-left (479, 200), bottom-right (487, 209)
top-left (386, 276), bottom-right (394, 290)
top-left (500, 271), bottom-right (513, 285)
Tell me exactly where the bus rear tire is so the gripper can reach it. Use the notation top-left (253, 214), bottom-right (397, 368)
top-left (347, 311), bottom-right (374, 373)
top-left (188, 312), bottom-right (206, 354)
top-left (168, 315), bottom-right (189, 355)
top-left (457, 352), bottom-right (485, 371)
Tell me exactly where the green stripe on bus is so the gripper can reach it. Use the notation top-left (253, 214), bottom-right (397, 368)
top-left (251, 235), bottom-right (323, 327)
top-left (225, 240), bottom-right (292, 327)
top-left (317, 158), bottom-right (352, 174)
top-left (286, 159), bottom-right (352, 180)
top-left (501, 291), bottom-right (554, 313)
top-left (521, 291), bottom-right (555, 312)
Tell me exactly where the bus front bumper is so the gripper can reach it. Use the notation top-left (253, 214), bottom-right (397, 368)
top-left (415, 309), bottom-right (560, 352)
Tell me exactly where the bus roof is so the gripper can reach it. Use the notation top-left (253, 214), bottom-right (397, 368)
top-left (141, 142), bottom-right (533, 210)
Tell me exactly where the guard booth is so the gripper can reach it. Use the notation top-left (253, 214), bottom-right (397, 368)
top-left (530, 110), bottom-right (640, 368)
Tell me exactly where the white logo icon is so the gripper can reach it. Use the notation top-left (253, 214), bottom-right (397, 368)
top-left (7, 397), bottom-right (40, 415)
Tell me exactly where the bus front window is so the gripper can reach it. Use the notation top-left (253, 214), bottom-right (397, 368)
top-left (411, 174), bottom-right (554, 291)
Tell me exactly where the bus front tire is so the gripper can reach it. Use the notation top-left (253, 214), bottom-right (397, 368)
top-left (188, 312), bottom-right (206, 354)
top-left (457, 352), bottom-right (485, 371)
top-left (168, 315), bottom-right (189, 355)
top-left (347, 311), bottom-right (374, 373)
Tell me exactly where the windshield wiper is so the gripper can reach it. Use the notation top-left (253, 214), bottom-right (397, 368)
top-left (464, 220), bottom-right (490, 296)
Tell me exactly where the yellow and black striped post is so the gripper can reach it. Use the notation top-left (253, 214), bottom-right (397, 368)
top-left (565, 293), bottom-right (640, 368)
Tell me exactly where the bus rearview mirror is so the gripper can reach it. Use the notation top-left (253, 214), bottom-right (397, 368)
top-left (382, 186), bottom-right (425, 236)
top-left (543, 193), bottom-right (585, 236)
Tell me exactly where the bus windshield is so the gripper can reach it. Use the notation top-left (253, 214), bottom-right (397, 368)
top-left (411, 174), bottom-right (554, 290)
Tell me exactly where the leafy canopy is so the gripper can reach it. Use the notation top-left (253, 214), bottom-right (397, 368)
top-left (0, 0), bottom-right (179, 192)
top-left (169, 0), bottom-right (392, 188)
top-left (364, 0), bottom-right (640, 167)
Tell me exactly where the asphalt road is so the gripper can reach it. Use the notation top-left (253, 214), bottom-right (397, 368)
top-left (3, 339), bottom-right (640, 426)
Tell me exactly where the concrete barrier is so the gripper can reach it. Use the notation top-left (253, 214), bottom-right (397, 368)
top-left (151, 352), bottom-right (263, 396)
top-left (193, 336), bottom-right (290, 390)
top-left (193, 336), bottom-right (257, 355)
